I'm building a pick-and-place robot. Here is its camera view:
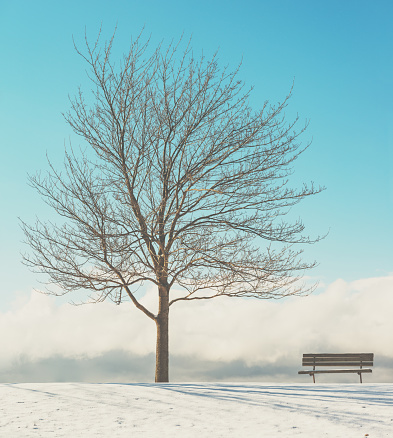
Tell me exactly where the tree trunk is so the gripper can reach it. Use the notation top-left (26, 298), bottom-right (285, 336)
top-left (155, 285), bottom-right (169, 382)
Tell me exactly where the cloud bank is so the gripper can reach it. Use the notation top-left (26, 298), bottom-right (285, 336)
top-left (1, 275), bottom-right (392, 382)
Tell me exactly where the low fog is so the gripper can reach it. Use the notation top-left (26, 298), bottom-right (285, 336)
top-left (1, 275), bottom-right (392, 383)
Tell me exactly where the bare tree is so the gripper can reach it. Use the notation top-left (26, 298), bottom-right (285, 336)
top-left (22, 31), bottom-right (323, 382)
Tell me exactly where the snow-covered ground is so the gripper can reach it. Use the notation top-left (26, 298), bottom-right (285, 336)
top-left (0, 383), bottom-right (392, 437)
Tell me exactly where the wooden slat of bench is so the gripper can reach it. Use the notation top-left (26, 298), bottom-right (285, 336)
top-left (302, 361), bottom-right (373, 367)
top-left (298, 368), bottom-right (372, 374)
top-left (303, 353), bottom-right (373, 360)
top-left (303, 356), bottom-right (373, 362)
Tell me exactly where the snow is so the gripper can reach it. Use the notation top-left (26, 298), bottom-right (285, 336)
top-left (0, 383), bottom-right (392, 437)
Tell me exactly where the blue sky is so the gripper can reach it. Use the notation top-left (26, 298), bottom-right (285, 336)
top-left (0, 1), bottom-right (392, 381)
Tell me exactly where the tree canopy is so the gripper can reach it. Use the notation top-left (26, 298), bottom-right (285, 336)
top-left (22, 31), bottom-right (324, 381)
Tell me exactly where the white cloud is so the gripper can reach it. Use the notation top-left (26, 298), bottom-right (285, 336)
top-left (1, 275), bottom-right (393, 382)
top-left (0, 292), bottom-right (155, 365)
top-left (170, 276), bottom-right (393, 364)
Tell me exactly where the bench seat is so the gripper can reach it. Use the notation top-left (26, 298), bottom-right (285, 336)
top-left (299, 368), bottom-right (372, 374)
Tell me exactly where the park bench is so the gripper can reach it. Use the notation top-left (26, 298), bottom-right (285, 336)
top-left (298, 353), bottom-right (374, 383)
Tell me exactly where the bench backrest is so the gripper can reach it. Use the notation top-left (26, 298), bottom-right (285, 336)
top-left (302, 353), bottom-right (374, 368)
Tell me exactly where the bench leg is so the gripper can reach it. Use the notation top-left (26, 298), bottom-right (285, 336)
top-left (359, 372), bottom-right (362, 384)
top-left (312, 373), bottom-right (315, 384)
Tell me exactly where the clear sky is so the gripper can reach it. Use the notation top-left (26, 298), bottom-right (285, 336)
top-left (0, 0), bottom-right (392, 382)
